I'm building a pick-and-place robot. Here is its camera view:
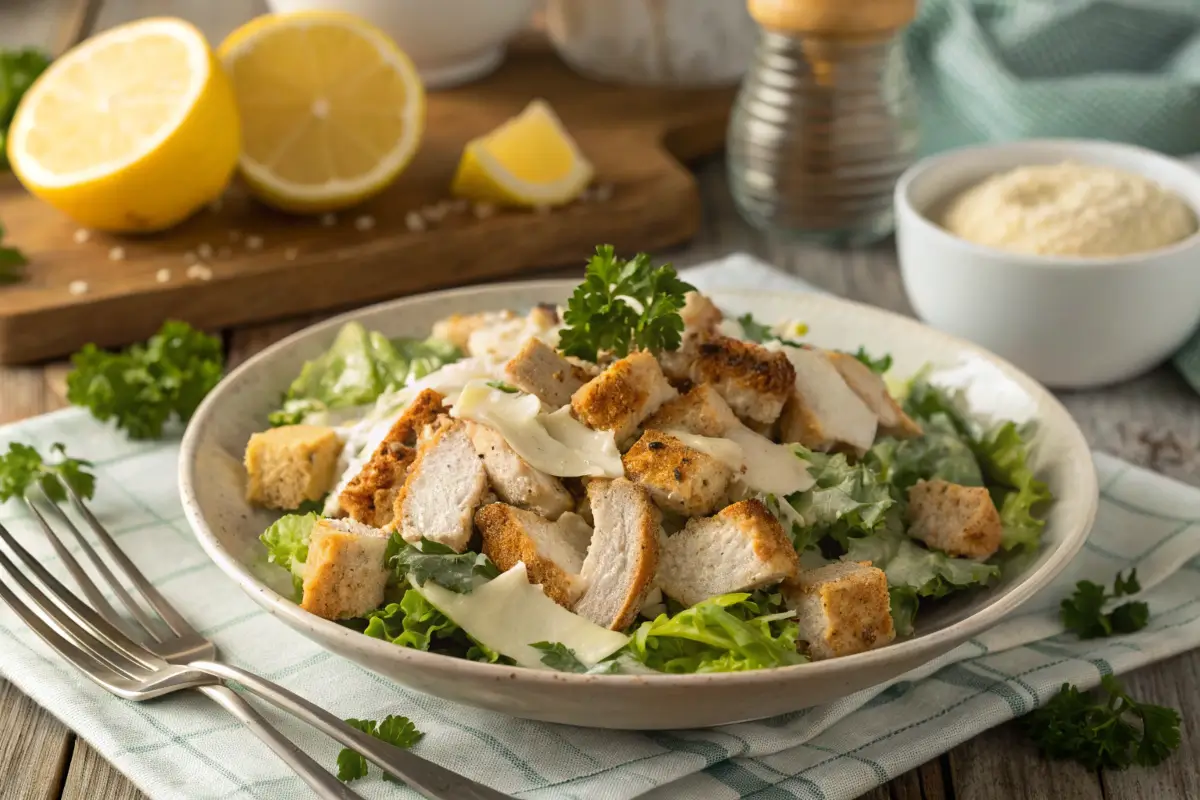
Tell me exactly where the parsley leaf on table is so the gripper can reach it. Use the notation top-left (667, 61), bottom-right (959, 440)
top-left (1060, 569), bottom-right (1149, 639)
top-left (530, 641), bottom-right (589, 673)
top-left (336, 714), bottom-right (423, 782)
top-left (66, 320), bottom-right (224, 440)
top-left (1023, 675), bottom-right (1180, 770)
top-left (558, 245), bottom-right (694, 362)
top-left (0, 442), bottom-right (94, 502)
top-left (0, 221), bottom-right (27, 284)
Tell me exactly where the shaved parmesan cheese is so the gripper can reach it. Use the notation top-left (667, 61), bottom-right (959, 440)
top-left (665, 425), bottom-right (815, 497)
top-left (452, 381), bottom-right (622, 478)
top-left (414, 563), bottom-right (629, 669)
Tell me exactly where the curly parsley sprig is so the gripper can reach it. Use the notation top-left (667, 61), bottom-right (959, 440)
top-left (336, 715), bottom-right (423, 782)
top-left (1060, 570), bottom-right (1149, 639)
top-left (66, 320), bottom-right (224, 440)
top-left (558, 245), bottom-right (694, 362)
top-left (1024, 676), bottom-right (1180, 770)
top-left (0, 442), bottom-right (95, 502)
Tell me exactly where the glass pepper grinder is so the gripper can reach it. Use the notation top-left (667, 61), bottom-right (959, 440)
top-left (728, 0), bottom-right (920, 246)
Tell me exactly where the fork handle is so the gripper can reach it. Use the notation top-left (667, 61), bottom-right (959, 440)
top-left (198, 685), bottom-right (364, 800)
top-left (190, 660), bottom-right (511, 800)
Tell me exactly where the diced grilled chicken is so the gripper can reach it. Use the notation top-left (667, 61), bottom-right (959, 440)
top-left (476, 503), bottom-right (592, 607)
top-left (777, 346), bottom-right (877, 454)
top-left (392, 418), bottom-right (488, 552)
top-left (466, 421), bottom-right (574, 519)
top-left (658, 499), bottom-right (800, 607)
top-left (572, 478), bottom-right (661, 630)
top-left (300, 519), bottom-right (391, 620)
top-left (826, 351), bottom-right (922, 439)
top-left (622, 430), bottom-right (731, 517)
top-left (907, 479), bottom-right (1003, 560)
top-left (340, 390), bottom-right (445, 527)
top-left (680, 291), bottom-right (723, 334)
top-left (571, 351), bottom-right (677, 444)
top-left (503, 337), bottom-right (591, 408)
top-left (783, 561), bottom-right (895, 660)
top-left (660, 335), bottom-right (795, 427)
top-left (643, 382), bottom-right (740, 437)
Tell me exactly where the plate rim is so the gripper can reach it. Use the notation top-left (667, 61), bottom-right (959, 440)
top-left (179, 278), bottom-right (1099, 687)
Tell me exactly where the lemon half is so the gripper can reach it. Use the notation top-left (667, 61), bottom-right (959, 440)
top-left (451, 99), bottom-right (594, 208)
top-left (7, 17), bottom-right (239, 233)
top-left (219, 12), bottom-right (425, 214)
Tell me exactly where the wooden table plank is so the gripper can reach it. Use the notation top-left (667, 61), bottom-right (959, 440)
top-left (0, 681), bottom-right (72, 800)
top-left (60, 739), bottom-right (143, 800)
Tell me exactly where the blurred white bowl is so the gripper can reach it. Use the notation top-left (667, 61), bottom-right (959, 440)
top-left (265, 0), bottom-right (536, 89)
top-left (544, 0), bottom-right (757, 87)
top-left (895, 139), bottom-right (1200, 389)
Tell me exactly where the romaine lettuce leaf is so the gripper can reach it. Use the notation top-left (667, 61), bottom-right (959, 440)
top-left (629, 593), bottom-right (805, 673)
top-left (362, 589), bottom-right (460, 650)
top-left (975, 421), bottom-right (1053, 551)
top-left (259, 512), bottom-right (318, 598)
top-left (268, 322), bottom-right (461, 425)
top-left (868, 413), bottom-right (983, 498)
top-left (786, 448), bottom-right (894, 548)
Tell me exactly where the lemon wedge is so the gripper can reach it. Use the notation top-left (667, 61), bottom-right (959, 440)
top-left (451, 99), bottom-right (593, 208)
top-left (7, 18), bottom-right (239, 233)
top-left (219, 12), bottom-right (425, 214)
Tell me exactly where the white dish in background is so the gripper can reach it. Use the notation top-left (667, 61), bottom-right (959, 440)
top-left (264, 0), bottom-right (536, 89)
top-left (544, 0), bottom-right (757, 87)
top-left (179, 281), bottom-right (1097, 730)
top-left (895, 139), bottom-right (1200, 389)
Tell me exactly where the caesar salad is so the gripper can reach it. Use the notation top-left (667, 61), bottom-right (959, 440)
top-left (243, 246), bottom-right (1052, 675)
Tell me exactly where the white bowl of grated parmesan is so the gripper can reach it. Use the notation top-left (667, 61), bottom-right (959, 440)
top-left (895, 138), bottom-right (1200, 389)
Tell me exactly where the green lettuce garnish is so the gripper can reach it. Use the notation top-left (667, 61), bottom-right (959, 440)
top-left (629, 593), bottom-right (805, 673)
top-left (975, 421), bottom-right (1053, 551)
top-left (269, 322), bottom-right (460, 425)
top-left (867, 413), bottom-right (983, 498)
top-left (259, 513), bottom-right (318, 597)
top-left (786, 448), bottom-right (894, 549)
top-left (530, 641), bottom-right (589, 673)
top-left (363, 589), bottom-right (460, 650)
top-left (390, 537), bottom-right (500, 594)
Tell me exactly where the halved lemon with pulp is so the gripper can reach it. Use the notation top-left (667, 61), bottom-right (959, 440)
top-left (451, 99), bottom-right (594, 208)
top-left (219, 12), bottom-right (425, 214)
top-left (7, 17), bottom-right (240, 233)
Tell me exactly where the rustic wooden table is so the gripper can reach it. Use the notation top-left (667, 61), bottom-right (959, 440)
top-left (3, 2), bottom-right (1199, 799)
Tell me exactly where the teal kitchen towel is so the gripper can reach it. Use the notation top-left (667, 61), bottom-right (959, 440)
top-left (2, 254), bottom-right (1200, 800)
top-left (906, 0), bottom-right (1200, 157)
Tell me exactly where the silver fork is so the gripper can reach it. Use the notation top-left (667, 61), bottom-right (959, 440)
top-left (0, 485), bottom-right (509, 800)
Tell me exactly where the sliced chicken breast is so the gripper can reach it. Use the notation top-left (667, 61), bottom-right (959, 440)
top-left (777, 346), bottom-right (877, 454)
top-left (392, 418), bottom-right (488, 552)
top-left (466, 421), bottom-right (574, 519)
top-left (476, 503), bottom-right (592, 607)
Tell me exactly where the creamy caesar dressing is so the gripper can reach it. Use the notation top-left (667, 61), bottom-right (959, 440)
top-left (414, 563), bottom-right (629, 669)
top-left (664, 425), bottom-right (815, 497)
top-left (451, 380), bottom-right (623, 478)
top-left (940, 161), bottom-right (1198, 257)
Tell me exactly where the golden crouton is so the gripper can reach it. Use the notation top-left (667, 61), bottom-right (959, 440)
top-left (571, 351), bottom-right (677, 443)
top-left (907, 479), bottom-right (1003, 560)
top-left (784, 562), bottom-right (895, 660)
top-left (339, 390), bottom-right (445, 527)
top-left (300, 519), bottom-right (391, 621)
top-left (621, 430), bottom-right (732, 517)
top-left (244, 425), bottom-right (344, 510)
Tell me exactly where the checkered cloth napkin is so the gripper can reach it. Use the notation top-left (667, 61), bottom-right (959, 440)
top-left (2, 256), bottom-right (1200, 800)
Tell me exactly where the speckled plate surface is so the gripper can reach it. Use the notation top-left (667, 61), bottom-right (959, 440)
top-left (179, 281), bottom-right (1098, 730)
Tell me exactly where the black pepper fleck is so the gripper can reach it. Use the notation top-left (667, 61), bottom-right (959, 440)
top-left (647, 440), bottom-right (666, 450)
top-left (673, 467), bottom-right (683, 481)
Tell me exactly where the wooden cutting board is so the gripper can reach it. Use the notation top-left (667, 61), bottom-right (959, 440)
top-left (0, 35), bottom-right (735, 364)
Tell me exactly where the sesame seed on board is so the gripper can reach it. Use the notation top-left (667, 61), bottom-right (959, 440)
top-left (68, 280), bottom-right (88, 295)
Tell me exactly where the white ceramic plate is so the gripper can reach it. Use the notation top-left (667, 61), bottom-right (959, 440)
top-left (179, 281), bottom-right (1098, 730)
